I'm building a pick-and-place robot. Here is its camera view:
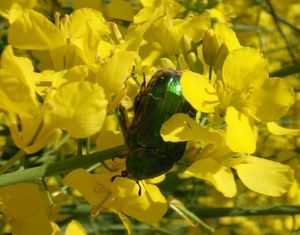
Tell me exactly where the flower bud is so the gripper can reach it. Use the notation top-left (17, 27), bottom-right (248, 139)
top-left (158, 58), bottom-right (176, 69)
top-left (213, 43), bottom-right (229, 73)
top-left (187, 52), bottom-right (204, 74)
top-left (180, 35), bottom-right (192, 58)
top-left (110, 22), bottom-right (124, 43)
top-left (202, 29), bottom-right (219, 66)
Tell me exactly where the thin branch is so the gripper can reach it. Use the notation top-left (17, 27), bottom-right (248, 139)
top-left (265, 0), bottom-right (297, 63)
top-left (191, 204), bottom-right (300, 218)
top-left (0, 145), bottom-right (127, 187)
top-left (270, 63), bottom-right (300, 77)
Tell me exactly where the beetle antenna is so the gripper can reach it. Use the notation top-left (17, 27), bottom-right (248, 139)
top-left (117, 104), bottom-right (129, 140)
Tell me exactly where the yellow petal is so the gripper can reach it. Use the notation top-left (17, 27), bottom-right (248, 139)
top-left (96, 130), bottom-right (124, 151)
top-left (8, 9), bottom-right (65, 50)
top-left (222, 47), bottom-right (268, 92)
top-left (10, 111), bottom-right (59, 152)
top-left (118, 212), bottom-right (132, 235)
top-left (107, 176), bottom-right (137, 198)
top-left (122, 184), bottom-right (168, 224)
top-left (160, 113), bottom-right (223, 147)
top-left (248, 77), bottom-right (295, 122)
top-left (140, 0), bottom-right (156, 7)
top-left (214, 23), bottom-right (241, 52)
top-left (225, 106), bottom-right (257, 153)
top-left (45, 81), bottom-right (107, 138)
top-left (7, 2), bottom-right (24, 24)
top-left (97, 40), bottom-right (115, 60)
top-left (105, 0), bottom-right (134, 21)
top-left (185, 158), bottom-right (237, 198)
top-left (11, 208), bottom-right (53, 235)
top-left (0, 0), bottom-right (36, 19)
top-left (146, 16), bottom-right (178, 54)
top-left (96, 49), bottom-right (136, 108)
top-left (65, 220), bottom-right (87, 235)
top-left (0, 46), bottom-right (40, 116)
top-left (267, 122), bottom-right (300, 135)
top-left (172, 12), bottom-right (211, 42)
top-left (63, 169), bottom-right (109, 206)
top-left (134, 7), bottom-right (154, 24)
top-left (65, 8), bottom-right (110, 40)
top-left (25, 130), bottom-right (61, 154)
top-left (50, 222), bottom-right (61, 235)
top-left (147, 175), bottom-right (165, 184)
top-left (181, 71), bottom-right (219, 113)
top-left (234, 156), bottom-right (294, 196)
top-left (0, 183), bottom-right (49, 221)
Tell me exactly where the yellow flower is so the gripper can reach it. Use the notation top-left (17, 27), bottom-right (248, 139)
top-left (0, 183), bottom-right (54, 235)
top-left (63, 165), bottom-right (168, 233)
top-left (0, 45), bottom-right (40, 117)
top-left (0, 46), bottom-right (108, 153)
top-left (220, 47), bottom-right (295, 153)
top-left (143, 11), bottom-right (210, 54)
top-left (138, 0), bottom-right (181, 19)
top-left (180, 47), bottom-right (295, 153)
top-left (96, 7), bottom-right (164, 108)
top-left (8, 8), bottom-right (110, 70)
top-left (0, 46), bottom-right (59, 153)
top-left (161, 113), bottom-right (294, 197)
top-left (43, 81), bottom-right (108, 138)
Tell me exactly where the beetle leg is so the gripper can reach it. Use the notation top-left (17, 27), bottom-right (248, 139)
top-left (110, 170), bottom-right (128, 182)
top-left (110, 174), bottom-right (120, 182)
top-left (148, 92), bottom-right (163, 100)
top-left (136, 181), bottom-right (142, 196)
top-left (117, 104), bottom-right (129, 141)
top-left (141, 72), bottom-right (146, 90)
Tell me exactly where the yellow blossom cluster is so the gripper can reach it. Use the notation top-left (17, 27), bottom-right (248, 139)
top-left (0, 0), bottom-right (299, 234)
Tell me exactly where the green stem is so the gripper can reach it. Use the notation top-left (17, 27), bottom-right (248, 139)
top-left (176, 54), bottom-right (183, 70)
top-left (265, 0), bottom-right (297, 63)
top-left (270, 63), bottom-right (300, 77)
top-left (43, 133), bottom-right (70, 156)
top-left (0, 150), bottom-right (25, 175)
top-left (0, 145), bottom-right (127, 187)
top-left (208, 64), bottom-right (213, 81)
top-left (262, 5), bottom-right (300, 34)
top-left (191, 204), bottom-right (300, 218)
top-left (77, 139), bottom-right (83, 156)
top-left (170, 202), bottom-right (214, 233)
top-left (60, 204), bottom-right (300, 218)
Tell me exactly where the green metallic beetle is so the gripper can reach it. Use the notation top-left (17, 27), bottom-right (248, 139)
top-left (115, 68), bottom-right (196, 183)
